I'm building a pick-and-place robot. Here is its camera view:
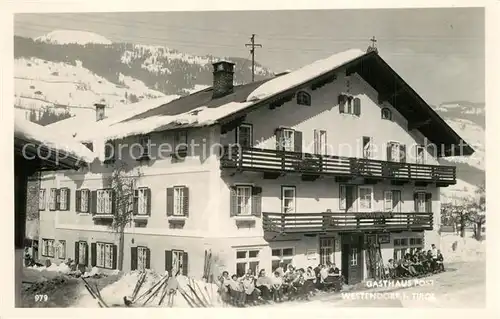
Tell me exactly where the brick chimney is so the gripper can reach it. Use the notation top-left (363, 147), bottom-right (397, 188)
top-left (212, 61), bottom-right (235, 99)
top-left (95, 103), bottom-right (106, 121)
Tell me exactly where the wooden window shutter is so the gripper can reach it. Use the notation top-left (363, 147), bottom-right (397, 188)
top-left (339, 185), bottom-right (346, 210)
top-left (74, 242), bottom-right (80, 264)
top-left (133, 190), bottom-right (139, 215)
top-left (413, 193), bottom-right (419, 212)
top-left (90, 243), bottom-right (97, 267)
top-left (425, 193), bottom-right (432, 213)
top-left (111, 190), bottom-right (116, 215)
top-left (166, 188), bottom-right (174, 216)
top-left (76, 190), bottom-right (81, 213)
top-left (313, 130), bottom-right (319, 154)
top-left (165, 250), bottom-right (173, 273)
top-left (182, 252), bottom-right (189, 276)
top-left (400, 144), bottom-right (407, 163)
top-left (131, 247), bottom-right (138, 271)
top-left (87, 191), bottom-right (91, 214)
top-left (145, 248), bottom-right (151, 269)
top-left (275, 128), bottom-right (284, 150)
top-left (65, 188), bottom-right (71, 211)
top-left (386, 143), bottom-right (392, 162)
top-left (294, 130), bottom-right (303, 153)
top-left (146, 188), bottom-right (152, 216)
top-left (90, 191), bottom-right (97, 214)
top-left (229, 186), bottom-right (238, 216)
top-left (338, 95), bottom-right (346, 113)
top-left (251, 186), bottom-right (263, 217)
top-left (353, 98), bottom-right (361, 116)
top-left (183, 187), bottom-right (189, 217)
top-left (56, 189), bottom-right (61, 210)
top-left (84, 243), bottom-right (89, 266)
top-left (112, 245), bottom-right (117, 270)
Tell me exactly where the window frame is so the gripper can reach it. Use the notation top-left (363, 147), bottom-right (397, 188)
top-left (235, 248), bottom-right (261, 277)
top-left (41, 238), bottom-right (55, 258)
top-left (173, 186), bottom-right (185, 216)
top-left (235, 185), bottom-right (253, 216)
top-left (415, 192), bottom-right (427, 213)
top-left (381, 108), bottom-right (392, 120)
top-left (313, 129), bottom-right (327, 155)
top-left (172, 249), bottom-right (185, 275)
top-left (139, 134), bottom-right (151, 158)
top-left (96, 188), bottom-right (113, 215)
top-left (319, 237), bottom-right (336, 265)
top-left (59, 188), bottom-right (68, 211)
top-left (96, 242), bottom-right (115, 269)
top-left (80, 188), bottom-right (90, 213)
top-left (282, 129), bottom-right (295, 152)
top-left (362, 136), bottom-right (372, 159)
top-left (296, 91), bottom-right (311, 106)
top-left (393, 237), bottom-right (424, 260)
top-left (350, 247), bottom-right (358, 266)
top-left (236, 123), bottom-right (253, 149)
top-left (78, 241), bottom-right (87, 264)
top-left (281, 186), bottom-right (296, 214)
top-left (39, 188), bottom-right (46, 211)
top-left (357, 185), bottom-right (374, 212)
top-left (49, 188), bottom-right (57, 211)
top-left (416, 145), bottom-right (426, 164)
top-left (137, 187), bottom-right (149, 216)
top-left (57, 240), bottom-right (66, 259)
top-left (137, 246), bottom-right (149, 271)
top-left (271, 247), bottom-right (294, 271)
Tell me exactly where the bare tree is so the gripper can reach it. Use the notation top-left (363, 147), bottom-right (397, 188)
top-left (104, 161), bottom-right (143, 271)
top-left (467, 182), bottom-right (486, 241)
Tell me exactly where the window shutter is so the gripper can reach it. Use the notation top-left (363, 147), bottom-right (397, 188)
top-left (275, 128), bottom-right (284, 150)
top-left (413, 193), bottom-right (419, 212)
top-left (339, 185), bottom-right (346, 210)
top-left (425, 193), bottom-right (432, 213)
top-left (84, 243), bottom-right (89, 266)
top-left (182, 252), bottom-right (189, 276)
top-left (165, 250), bottom-right (173, 273)
top-left (313, 130), bottom-right (319, 154)
top-left (251, 186), bottom-right (263, 217)
top-left (131, 247), bottom-right (138, 271)
top-left (400, 145), bottom-right (407, 163)
top-left (112, 245), bottom-right (117, 270)
top-left (386, 144), bottom-right (392, 162)
top-left (183, 187), bottom-right (189, 217)
top-left (294, 131), bottom-right (303, 153)
top-left (353, 98), bottom-right (361, 116)
top-left (166, 188), bottom-right (174, 216)
top-left (65, 189), bottom-right (71, 211)
top-left (229, 186), bottom-right (238, 216)
top-left (145, 248), bottom-right (151, 269)
top-left (338, 95), bottom-right (346, 113)
top-left (87, 191), bottom-right (91, 214)
top-left (56, 189), bottom-right (61, 210)
top-left (91, 243), bottom-right (97, 267)
top-left (146, 188), bottom-right (152, 216)
top-left (133, 189), bottom-right (139, 215)
top-left (76, 190), bottom-right (81, 213)
top-left (392, 190), bottom-right (401, 212)
top-left (74, 242), bottom-right (80, 264)
top-left (111, 190), bottom-right (116, 215)
top-left (90, 191), bottom-right (97, 214)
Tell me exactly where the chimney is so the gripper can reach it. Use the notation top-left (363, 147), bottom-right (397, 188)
top-left (212, 61), bottom-right (235, 99)
top-left (95, 103), bottom-right (106, 121)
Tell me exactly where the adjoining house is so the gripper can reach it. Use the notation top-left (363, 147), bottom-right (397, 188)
top-left (14, 117), bottom-right (95, 306)
top-left (36, 48), bottom-right (473, 285)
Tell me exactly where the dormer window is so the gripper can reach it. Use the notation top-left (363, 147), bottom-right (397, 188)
top-left (381, 108), bottom-right (392, 120)
top-left (296, 91), bottom-right (311, 106)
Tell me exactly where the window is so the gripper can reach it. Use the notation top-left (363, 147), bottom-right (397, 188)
top-left (393, 237), bottom-right (424, 260)
top-left (174, 131), bottom-right (188, 150)
top-left (97, 189), bottom-right (113, 215)
top-left (41, 239), bottom-right (54, 257)
top-left (281, 186), bottom-right (296, 214)
top-left (362, 136), bottom-right (372, 159)
top-left (49, 188), bottom-right (57, 211)
top-left (416, 145), bottom-right (425, 164)
top-left (384, 190), bottom-right (402, 212)
top-left (137, 246), bottom-right (149, 271)
top-left (320, 238), bottom-right (336, 265)
top-left (236, 124), bottom-right (253, 148)
top-left (358, 186), bottom-right (374, 212)
top-left (80, 189), bottom-right (90, 213)
top-left (387, 142), bottom-right (406, 162)
top-left (415, 192), bottom-right (427, 213)
top-left (173, 187), bottom-right (185, 216)
top-left (314, 130), bottom-right (327, 155)
top-left (172, 250), bottom-right (185, 274)
top-left (339, 185), bottom-right (356, 211)
top-left (137, 188), bottom-right (148, 215)
top-left (79, 241), bottom-right (87, 264)
top-left (39, 189), bottom-right (46, 210)
top-left (57, 240), bottom-right (66, 259)
top-left (350, 248), bottom-right (358, 266)
top-left (236, 249), bottom-right (260, 277)
top-left (283, 129), bottom-right (295, 152)
top-left (381, 108), bottom-right (392, 120)
top-left (60, 188), bottom-right (68, 210)
top-left (297, 91), bottom-right (311, 106)
top-left (104, 140), bottom-right (116, 163)
top-left (139, 135), bottom-right (150, 158)
top-left (271, 248), bottom-right (294, 271)
top-left (339, 94), bottom-right (361, 116)
top-left (96, 243), bottom-right (114, 269)
top-left (236, 186), bottom-right (252, 215)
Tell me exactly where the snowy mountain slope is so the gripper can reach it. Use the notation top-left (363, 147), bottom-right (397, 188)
top-left (35, 30), bottom-right (113, 45)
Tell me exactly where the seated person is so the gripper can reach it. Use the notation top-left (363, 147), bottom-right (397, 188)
top-left (241, 269), bottom-right (258, 305)
top-left (291, 268), bottom-right (308, 300)
top-left (386, 259), bottom-right (396, 278)
top-left (228, 274), bottom-right (245, 306)
top-left (255, 269), bottom-right (273, 301)
top-left (271, 271), bottom-right (284, 302)
top-left (436, 250), bottom-right (445, 272)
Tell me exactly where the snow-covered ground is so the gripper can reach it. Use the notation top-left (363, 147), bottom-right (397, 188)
top-left (35, 30), bottom-right (113, 45)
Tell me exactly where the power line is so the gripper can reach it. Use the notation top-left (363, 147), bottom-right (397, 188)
top-left (245, 34), bottom-right (262, 82)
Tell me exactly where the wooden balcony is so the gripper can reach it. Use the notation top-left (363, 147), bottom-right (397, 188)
top-left (262, 212), bottom-right (434, 234)
top-left (220, 146), bottom-right (456, 186)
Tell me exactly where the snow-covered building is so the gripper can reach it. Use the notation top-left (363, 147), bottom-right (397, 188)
top-left (36, 48), bottom-right (473, 284)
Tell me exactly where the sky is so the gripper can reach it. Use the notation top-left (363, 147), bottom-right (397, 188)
top-left (14, 8), bottom-right (485, 105)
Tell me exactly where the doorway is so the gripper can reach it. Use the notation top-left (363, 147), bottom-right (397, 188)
top-left (341, 234), bottom-right (364, 285)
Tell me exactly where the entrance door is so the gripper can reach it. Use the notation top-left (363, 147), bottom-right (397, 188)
top-left (341, 234), bottom-right (364, 285)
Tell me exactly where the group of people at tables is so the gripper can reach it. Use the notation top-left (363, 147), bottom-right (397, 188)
top-left (218, 262), bottom-right (343, 306)
top-left (384, 244), bottom-right (445, 278)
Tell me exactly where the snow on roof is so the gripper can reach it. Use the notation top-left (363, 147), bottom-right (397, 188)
top-left (79, 101), bottom-right (253, 142)
top-left (246, 49), bottom-right (366, 102)
top-left (15, 116), bottom-right (96, 163)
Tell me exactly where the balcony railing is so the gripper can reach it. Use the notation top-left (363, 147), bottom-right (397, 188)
top-left (262, 212), bottom-right (434, 233)
top-left (220, 146), bottom-right (456, 185)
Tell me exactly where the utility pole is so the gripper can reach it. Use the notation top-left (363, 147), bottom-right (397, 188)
top-left (245, 34), bottom-right (262, 82)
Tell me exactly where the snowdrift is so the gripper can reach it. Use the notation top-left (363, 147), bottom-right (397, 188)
top-left (76, 270), bottom-right (222, 307)
top-left (440, 234), bottom-right (485, 263)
